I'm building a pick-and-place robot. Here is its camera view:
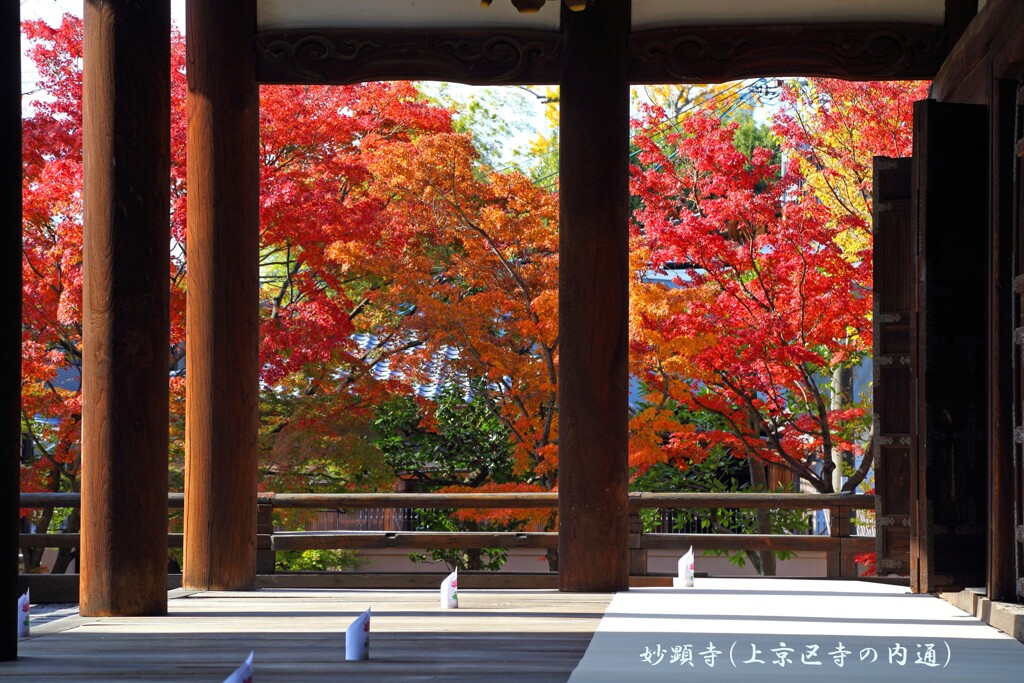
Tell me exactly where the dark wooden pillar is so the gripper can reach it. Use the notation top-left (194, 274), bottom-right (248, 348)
top-left (183, 0), bottom-right (260, 590)
top-left (0, 0), bottom-right (22, 661)
top-left (80, 0), bottom-right (170, 616)
top-left (945, 0), bottom-right (978, 46)
top-left (987, 80), bottom-right (1017, 603)
top-left (557, 0), bottom-right (631, 592)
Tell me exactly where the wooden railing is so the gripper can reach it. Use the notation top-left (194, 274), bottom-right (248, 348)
top-left (19, 491), bottom-right (874, 579)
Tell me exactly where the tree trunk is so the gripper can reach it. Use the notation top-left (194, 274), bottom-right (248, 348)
top-left (51, 509), bottom-right (80, 574)
top-left (748, 457), bottom-right (776, 576)
top-left (830, 365), bottom-right (855, 492)
top-left (465, 549), bottom-right (482, 571)
top-left (546, 547), bottom-right (558, 572)
top-left (465, 521), bottom-right (482, 570)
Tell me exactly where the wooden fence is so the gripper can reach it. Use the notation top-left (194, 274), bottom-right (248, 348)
top-left (19, 491), bottom-right (874, 583)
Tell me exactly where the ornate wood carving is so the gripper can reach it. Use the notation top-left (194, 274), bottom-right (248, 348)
top-left (629, 23), bottom-right (949, 84)
top-left (256, 29), bottom-right (562, 86)
top-left (257, 22), bottom-right (951, 87)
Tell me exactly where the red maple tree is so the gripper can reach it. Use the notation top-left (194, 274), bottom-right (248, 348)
top-left (21, 16), bottom-right (559, 513)
top-left (629, 106), bottom-right (872, 493)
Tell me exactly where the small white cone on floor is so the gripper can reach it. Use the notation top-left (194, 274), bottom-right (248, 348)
top-left (673, 546), bottom-right (695, 588)
top-left (222, 651), bottom-right (253, 683)
top-left (17, 588), bottom-right (29, 638)
top-left (345, 607), bottom-right (371, 660)
top-left (440, 568), bottom-right (458, 609)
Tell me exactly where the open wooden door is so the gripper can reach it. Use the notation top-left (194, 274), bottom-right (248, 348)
top-left (1011, 82), bottom-right (1024, 602)
top-left (911, 99), bottom-right (989, 593)
top-left (872, 156), bottom-right (914, 577)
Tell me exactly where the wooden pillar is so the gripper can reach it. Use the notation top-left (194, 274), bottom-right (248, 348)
top-left (0, 0), bottom-right (22, 661)
top-left (183, 0), bottom-right (260, 590)
top-left (988, 80), bottom-right (1017, 603)
top-left (945, 0), bottom-right (978, 46)
top-left (80, 0), bottom-right (170, 617)
top-left (557, 0), bottom-right (631, 592)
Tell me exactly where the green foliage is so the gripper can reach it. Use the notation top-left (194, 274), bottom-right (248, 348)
top-left (275, 549), bottom-right (363, 572)
top-left (373, 380), bottom-right (522, 570)
top-left (630, 445), bottom-right (810, 570)
top-left (423, 84), bottom-right (537, 168)
top-left (408, 507), bottom-right (509, 572)
top-left (732, 113), bottom-right (783, 195)
top-left (373, 380), bottom-right (516, 487)
top-left (45, 507), bottom-right (75, 533)
top-left (731, 114), bottom-right (781, 168)
top-left (259, 389), bottom-right (392, 494)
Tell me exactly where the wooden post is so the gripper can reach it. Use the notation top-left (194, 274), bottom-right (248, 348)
top-left (183, 0), bottom-right (260, 590)
top-left (628, 510), bottom-right (648, 577)
top-left (80, 0), bottom-right (171, 616)
top-left (256, 494), bottom-right (276, 575)
top-left (987, 80), bottom-right (1017, 603)
top-left (827, 505), bottom-right (856, 578)
top-left (557, 0), bottom-right (631, 593)
top-left (945, 0), bottom-right (978, 46)
top-left (0, 0), bottom-right (21, 661)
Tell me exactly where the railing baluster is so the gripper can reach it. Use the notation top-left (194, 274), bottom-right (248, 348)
top-left (17, 491), bottom-right (876, 578)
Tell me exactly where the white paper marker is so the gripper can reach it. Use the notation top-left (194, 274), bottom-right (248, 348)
top-left (345, 607), bottom-right (371, 660)
top-left (673, 545), bottom-right (695, 588)
top-left (222, 651), bottom-right (254, 683)
top-left (440, 567), bottom-right (459, 609)
top-left (17, 588), bottom-right (29, 638)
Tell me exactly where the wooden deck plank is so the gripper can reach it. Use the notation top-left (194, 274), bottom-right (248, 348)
top-left (2, 590), bottom-right (609, 682)
top-left (6, 581), bottom-right (1022, 681)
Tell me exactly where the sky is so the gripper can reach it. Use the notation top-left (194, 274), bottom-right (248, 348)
top-left (17, 1), bottom-right (771, 168)
top-left (18, 0), bottom-right (550, 164)
top-left (22, 0), bottom-right (186, 25)
top-left (20, 0), bottom-right (186, 98)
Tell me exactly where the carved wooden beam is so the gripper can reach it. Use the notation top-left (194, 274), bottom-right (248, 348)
top-left (933, 0), bottom-right (1024, 99)
top-left (628, 23), bottom-right (950, 84)
top-left (255, 28), bottom-right (562, 85)
top-left (257, 22), bottom-right (949, 87)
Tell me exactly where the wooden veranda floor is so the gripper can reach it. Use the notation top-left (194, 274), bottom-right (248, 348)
top-left (6, 588), bottom-right (609, 682)
top-left (3, 580), bottom-right (1024, 681)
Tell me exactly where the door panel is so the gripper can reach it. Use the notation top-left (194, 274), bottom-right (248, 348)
top-left (873, 156), bottom-right (914, 577)
top-left (912, 99), bottom-right (989, 593)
